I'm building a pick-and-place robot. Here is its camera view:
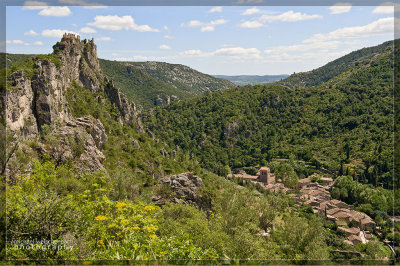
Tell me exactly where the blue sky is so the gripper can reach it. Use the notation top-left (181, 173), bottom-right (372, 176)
top-left (5, 2), bottom-right (396, 75)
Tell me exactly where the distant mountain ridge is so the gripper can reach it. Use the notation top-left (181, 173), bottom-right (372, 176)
top-left (99, 59), bottom-right (235, 109)
top-left (213, 74), bottom-right (289, 85)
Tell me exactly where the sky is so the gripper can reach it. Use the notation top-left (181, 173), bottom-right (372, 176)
top-left (4, 2), bottom-right (397, 75)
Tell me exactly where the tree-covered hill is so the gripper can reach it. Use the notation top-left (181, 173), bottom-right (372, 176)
top-left (99, 59), bottom-right (235, 109)
top-left (279, 40), bottom-right (393, 88)
top-left (0, 53), bottom-right (35, 69)
top-left (143, 40), bottom-right (394, 190)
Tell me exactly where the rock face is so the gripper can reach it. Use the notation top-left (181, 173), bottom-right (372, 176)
top-left (6, 34), bottom-right (141, 173)
top-left (104, 78), bottom-right (140, 126)
top-left (152, 173), bottom-right (205, 208)
top-left (40, 116), bottom-right (107, 172)
top-left (53, 34), bottom-right (102, 92)
top-left (6, 34), bottom-right (139, 136)
top-left (6, 71), bottom-right (38, 138)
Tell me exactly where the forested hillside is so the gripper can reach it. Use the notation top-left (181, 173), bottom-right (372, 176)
top-left (279, 40), bottom-right (393, 88)
top-left (144, 41), bottom-right (394, 191)
top-left (100, 59), bottom-right (234, 109)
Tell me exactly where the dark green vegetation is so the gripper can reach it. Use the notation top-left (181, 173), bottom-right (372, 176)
top-left (214, 74), bottom-right (289, 85)
top-left (3, 68), bottom-right (380, 263)
top-left (99, 59), bottom-right (234, 109)
top-left (2, 38), bottom-right (397, 263)
top-left (144, 41), bottom-right (394, 190)
top-left (280, 40), bottom-right (393, 88)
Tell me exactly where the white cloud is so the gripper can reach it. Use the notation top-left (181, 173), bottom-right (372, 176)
top-left (80, 27), bottom-right (97, 34)
top-left (38, 6), bottom-right (71, 16)
top-left (264, 40), bottom-right (345, 55)
top-left (264, 49), bottom-right (354, 64)
top-left (11, 40), bottom-right (24, 44)
top-left (179, 46), bottom-right (261, 60)
top-left (22, 1), bottom-right (47, 10)
top-left (213, 47), bottom-right (261, 59)
top-left (96, 36), bottom-right (112, 41)
top-left (372, 2), bottom-right (399, 14)
top-left (160, 44), bottom-right (172, 50)
top-left (164, 35), bottom-right (173, 39)
top-left (72, 24), bottom-right (77, 27)
top-left (59, 0), bottom-right (107, 9)
top-left (115, 55), bottom-right (177, 61)
top-left (88, 15), bottom-right (160, 32)
top-left (111, 53), bottom-right (119, 56)
top-left (242, 7), bottom-right (260, 15)
top-left (181, 19), bottom-right (228, 32)
top-left (6, 40), bottom-right (44, 46)
top-left (304, 17), bottom-right (394, 43)
top-left (329, 3), bottom-right (352, 14)
top-left (163, 25), bottom-right (169, 30)
top-left (260, 10), bottom-right (323, 22)
top-left (179, 49), bottom-right (205, 56)
top-left (208, 6), bottom-right (222, 13)
top-left (41, 29), bottom-right (79, 38)
top-left (239, 20), bottom-right (263, 28)
top-left (24, 29), bottom-right (39, 36)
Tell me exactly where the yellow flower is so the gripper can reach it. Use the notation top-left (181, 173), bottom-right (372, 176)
top-left (99, 240), bottom-right (104, 245)
top-left (95, 215), bottom-right (107, 221)
top-left (144, 205), bottom-right (155, 211)
top-left (82, 261), bottom-right (92, 265)
top-left (132, 226), bottom-right (140, 230)
top-left (149, 234), bottom-right (157, 239)
top-left (116, 202), bottom-right (127, 208)
top-left (146, 226), bottom-right (156, 232)
top-left (120, 219), bottom-right (129, 225)
top-left (133, 244), bottom-right (139, 249)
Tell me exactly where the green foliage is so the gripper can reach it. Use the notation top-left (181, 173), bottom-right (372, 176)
top-left (6, 160), bottom-right (216, 261)
top-left (143, 43), bottom-right (394, 190)
top-left (99, 59), bottom-right (234, 109)
top-left (280, 40), bottom-right (393, 88)
top-left (274, 163), bottom-right (298, 188)
top-left (272, 214), bottom-right (330, 260)
top-left (333, 175), bottom-right (395, 214)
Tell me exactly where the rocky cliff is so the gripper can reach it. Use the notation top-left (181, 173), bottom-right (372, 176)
top-left (5, 34), bottom-right (140, 174)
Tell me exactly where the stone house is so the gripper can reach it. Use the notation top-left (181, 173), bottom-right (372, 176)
top-left (348, 235), bottom-right (363, 245)
top-left (360, 217), bottom-right (376, 231)
top-left (259, 167), bottom-right (275, 184)
top-left (339, 226), bottom-right (360, 237)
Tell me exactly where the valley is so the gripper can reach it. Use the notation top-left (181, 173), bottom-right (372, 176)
top-left (1, 34), bottom-right (398, 264)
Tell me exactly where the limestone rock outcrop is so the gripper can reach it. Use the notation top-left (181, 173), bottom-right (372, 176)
top-left (40, 116), bottom-right (106, 172)
top-left (5, 34), bottom-right (141, 173)
top-left (152, 173), bottom-right (205, 208)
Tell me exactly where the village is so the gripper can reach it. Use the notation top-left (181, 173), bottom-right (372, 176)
top-left (228, 167), bottom-right (376, 246)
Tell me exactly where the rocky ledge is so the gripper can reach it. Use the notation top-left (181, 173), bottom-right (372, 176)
top-left (152, 172), bottom-right (205, 208)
